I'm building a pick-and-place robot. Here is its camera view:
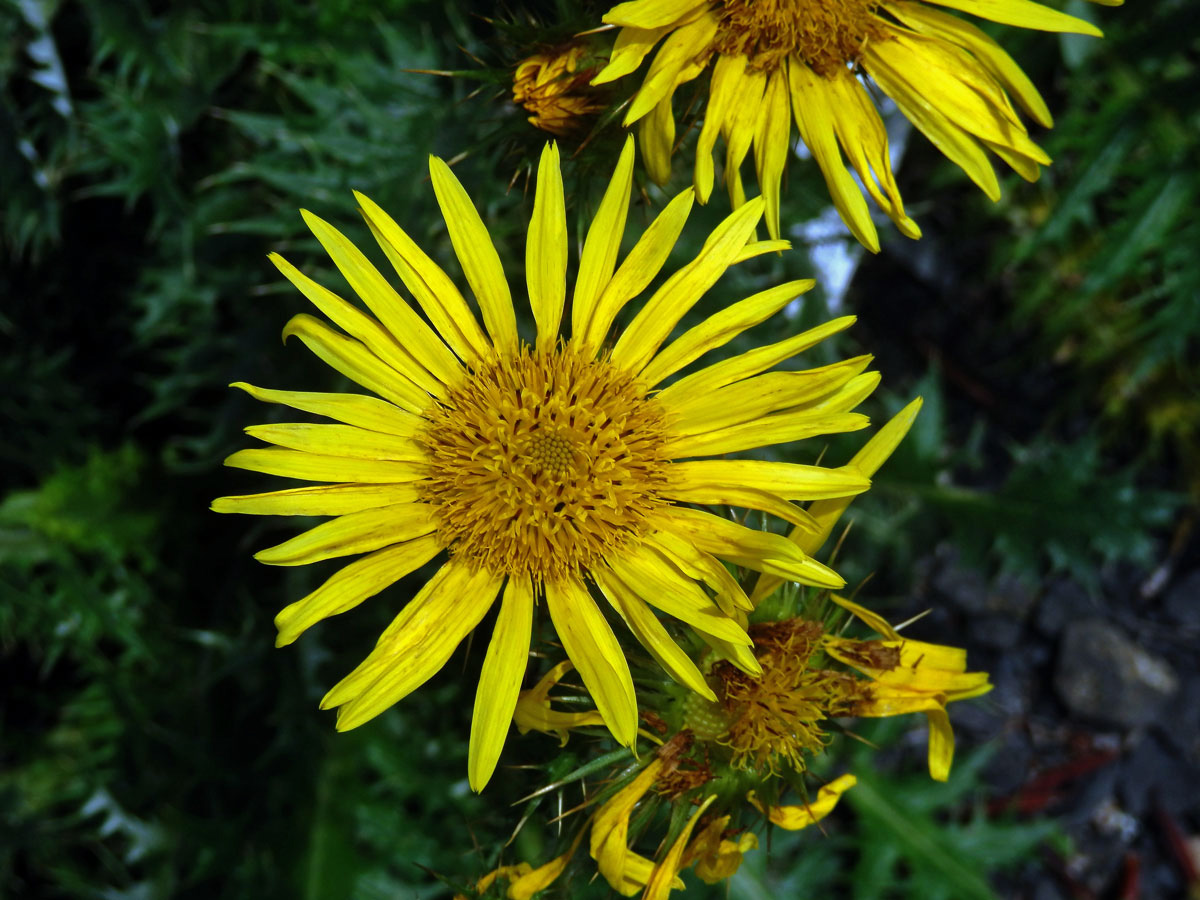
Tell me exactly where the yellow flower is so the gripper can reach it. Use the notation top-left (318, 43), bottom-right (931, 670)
top-left (825, 595), bottom-right (993, 780)
top-left (592, 0), bottom-right (1118, 250)
top-left (513, 43), bottom-right (606, 136)
top-left (213, 137), bottom-right (877, 791)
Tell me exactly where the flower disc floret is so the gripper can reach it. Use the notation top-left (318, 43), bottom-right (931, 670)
top-left (714, 0), bottom-right (881, 75)
top-left (419, 344), bottom-right (671, 582)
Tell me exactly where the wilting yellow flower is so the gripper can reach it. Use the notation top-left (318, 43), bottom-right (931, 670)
top-left (214, 137), bottom-right (879, 791)
top-left (747, 772), bottom-right (857, 829)
top-left (592, 0), bottom-right (1119, 249)
top-left (680, 597), bottom-right (989, 782)
top-left (513, 43), bottom-right (607, 136)
top-left (825, 594), bottom-right (993, 780)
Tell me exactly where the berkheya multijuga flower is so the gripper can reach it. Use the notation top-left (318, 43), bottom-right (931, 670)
top-left (590, 0), bottom-right (1121, 250)
top-left (213, 135), bottom-right (890, 793)
top-left (465, 403), bottom-right (993, 899)
top-left (512, 42), bottom-right (608, 136)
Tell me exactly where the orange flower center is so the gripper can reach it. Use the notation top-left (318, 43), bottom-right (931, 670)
top-left (417, 345), bottom-right (670, 583)
top-left (691, 619), bottom-right (871, 773)
top-left (713, 0), bottom-right (882, 76)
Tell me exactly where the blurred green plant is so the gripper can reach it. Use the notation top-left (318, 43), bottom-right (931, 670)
top-left (1003, 1), bottom-right (1200, 490)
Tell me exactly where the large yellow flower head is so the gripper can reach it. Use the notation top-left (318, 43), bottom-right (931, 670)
top-left (214, 138), bottom-right (881, 791)
top-left (592, 0), bottom-right (1120, 250)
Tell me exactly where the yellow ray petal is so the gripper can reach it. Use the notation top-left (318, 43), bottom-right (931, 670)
top-left (594, 26), bottom-right (669, 83)
top-left (212, 482), bottom-right (420, 517)
top-left (354, 190), bottom-right (491, 364)
top-left (924, 0), bottom-right (1103, 36)
top-left (544, 577), bottom-right (638, 746)
top-left (655, 315), bottom-right (856, 402)
top-left (603, 0), bottom-right (708, 29)
top-left (640, 280), bottom-right (814, 388)
top-left (230, 383), bottom-right (421, 436)
top-left (864, 39), bottom-right (1001, 201)
top-left (623, 11), bottom-right (718, 124)
top-left (593, 566), bottom-right (716, 700)
top-left (223, 447), bottom-right (425, 484)
top-left (582, 189), bottom-right (695, 350)
top-left (886, 0), bottom-right (1052, 127)
top-left (325, 562), bottom-right (503, 728)
top-left (514, 659), bottom-right (606, 743)
top-left (694, 626), bottom-right (762, 675)
top-left (253, 503), bottom-right (437, 567)
top-left (732, 238), bottom-right (791, 262)
top-left (528, 143), bottom-right (568, 348)
top-left (270, 254), bottom-right (445, 399)
top-left (639, 94), bottom-right (676, 185)
top-left (590, 759), bottom-right (665, 891)
top-left (754, 67), bottom-right (792, 240)
top-left (273, 534), bottom-right (442, 646)
top-left (648, 532), bottom-right (749, 615)
top-left (468, 575), bottom-right (534, 791)
top-left (981, 136), bottom-right (1044, 181)
top-left (644, 795), bottom-right (717, 900)
top-left (606, 545), bottom-right (753, 644)
top-left (748, 773), bottom-right (856, 830)
top-left (830, 593), bottom-right (900, 639)
top-left (280, 313), bottom-right (429, 413)
top-left (666, 410), bottom-right (869, 457)
top-left (788, 59), bottom-right (880, 253)
top-left (667, 362), bottom-right (873, 436)
top-left (822, 367), bottom-right (882, 407)
top-left (657, 506), bottom-right (846, 588)
top-left (926, 707), bottom-right (955, 781)
top-left (428, 156), bottom-right (518, 352)
top-left (670, 459), bottom-right (870, 501)
top-left (244, 423), bottom-right (424, 461)
top-left (299, 210), bottom-right (463, 388)
top-left (611, 196), bottom-right (766, 374)
top-left (822, 68), bottom-right (921, 238)
top-left (751, 398), bottom-right (922, 603)
top-left (573, 137), bottom-right (634, 343)
top-left (721, 67), bottom-right (766, 209)
top-left (695, 52), bottom-right (747, 203)
top-left (870, 31), bottom-right (1048, 161)
top-left (507, 841), bottom-right (580, 900)
top-left (660, 482), bottom-right (819, 532)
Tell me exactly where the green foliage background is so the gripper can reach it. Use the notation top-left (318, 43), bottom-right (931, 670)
top-left (1, 0), bottom-right (1192, 897)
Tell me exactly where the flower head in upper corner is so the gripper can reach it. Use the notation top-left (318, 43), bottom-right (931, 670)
top-left (213, 137), bottom-right (882, 791)
top-left (591, 0), bottom-right (1120, 250)
top-left (512, 42), bottom-right (608, 136)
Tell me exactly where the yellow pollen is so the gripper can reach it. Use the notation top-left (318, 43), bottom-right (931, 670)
top-left (713, 0), bottom-right (882, 76)
top-left (417, 344), bottom-right (671, 583)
